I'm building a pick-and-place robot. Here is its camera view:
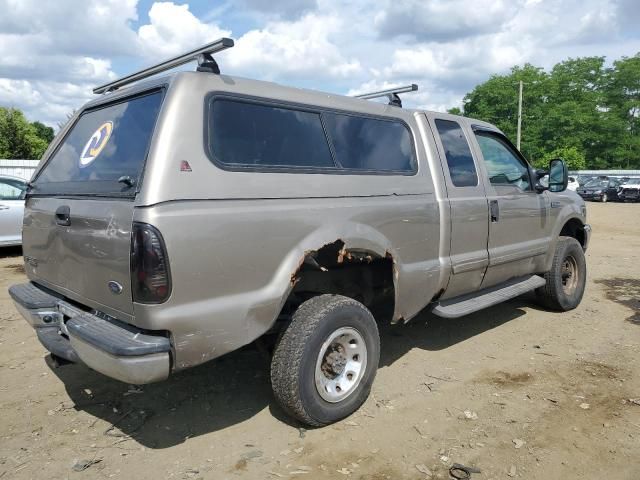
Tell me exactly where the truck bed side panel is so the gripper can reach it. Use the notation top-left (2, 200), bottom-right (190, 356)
top-left (133, 195), bottom-right (440, 370)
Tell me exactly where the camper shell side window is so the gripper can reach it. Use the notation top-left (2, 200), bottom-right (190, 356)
top-left (204, 94), bottom-right (418, 175)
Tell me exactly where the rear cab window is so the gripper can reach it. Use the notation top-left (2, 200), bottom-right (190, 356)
top-left (33, 90), bottom-right (164, 196)
top-left (206, 96), bottom-right (416, 174)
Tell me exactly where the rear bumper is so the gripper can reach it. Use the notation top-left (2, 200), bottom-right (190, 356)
top-left (9, 282), bottom-right (171, 384)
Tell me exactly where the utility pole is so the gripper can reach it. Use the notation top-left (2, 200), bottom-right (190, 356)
top-left (516, 80), bottom-right (523, 151)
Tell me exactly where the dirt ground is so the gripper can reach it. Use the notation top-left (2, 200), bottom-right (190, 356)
top-left (1, 202), bottom-right (639, 480)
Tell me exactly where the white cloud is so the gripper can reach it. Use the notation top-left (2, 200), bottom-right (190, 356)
top-left (0, 79), bottom-right (95, 126)
top-left (237, 0), bottom-right (317, 20)
top-left (375, 0), bottom-right (519, 42)
top-left (228, 13), bottom-right (362, 80)
top-left (137, 2), bottom-right (231, 59)
top-left (0, 0), bottom-right (138, 57)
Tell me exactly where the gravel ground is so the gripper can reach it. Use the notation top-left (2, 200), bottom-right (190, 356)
top-left (0, 202), bottom-right (638, 480)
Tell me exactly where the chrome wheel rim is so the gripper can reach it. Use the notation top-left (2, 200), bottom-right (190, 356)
top-left (561, 255), bottom-right (578, 295)
top-left (314, 327), bottom-right (367, 403)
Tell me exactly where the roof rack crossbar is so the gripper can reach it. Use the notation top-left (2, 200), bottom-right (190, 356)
top-left (93, 37), bottom-right (235, 94)
top-left (354, 84), bottom-right (418, 108)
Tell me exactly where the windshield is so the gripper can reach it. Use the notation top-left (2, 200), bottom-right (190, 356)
top-left (625, 178), bottom-right (640, 185)
top-left (33, 90), bottom-right (163, 196)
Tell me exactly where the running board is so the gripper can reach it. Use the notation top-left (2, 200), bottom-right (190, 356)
top-left (432, 275), bottom-right (546, 318)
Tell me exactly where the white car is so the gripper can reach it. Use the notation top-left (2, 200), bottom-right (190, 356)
top-left (567, 176), bottom-right (579, 191)
top-left (0, 175), bottom-right (28, 246)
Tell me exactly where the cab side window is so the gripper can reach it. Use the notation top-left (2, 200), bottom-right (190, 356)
top-left (434, 119), bottom-right (478, 187)
top-left (475, 131), bottom-right (532, 191)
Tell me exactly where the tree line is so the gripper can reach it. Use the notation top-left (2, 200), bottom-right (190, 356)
top-left (450, 53), bottom-right (640, 170)
top-left (0, 107), bottom-right (54, 160)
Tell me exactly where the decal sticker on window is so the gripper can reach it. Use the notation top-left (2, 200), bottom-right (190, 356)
top-left (79, 121), bottom-right (113, 167)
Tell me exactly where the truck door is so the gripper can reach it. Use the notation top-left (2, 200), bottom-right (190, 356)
top-left (469, 127), bottom-right (551, 288)
top-left (426, 114), bottom-right (489, 299)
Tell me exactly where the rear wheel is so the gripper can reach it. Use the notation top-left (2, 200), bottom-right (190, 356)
top-left (536, 237), bottom-right (586, 311)
top-left (270, 294), bottom-right (380, 426)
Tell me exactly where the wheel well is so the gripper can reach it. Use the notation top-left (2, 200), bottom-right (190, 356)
top-left (285, 240), bottom-right (395, 322)
top-left (560, 218), bottom-right (586, 248)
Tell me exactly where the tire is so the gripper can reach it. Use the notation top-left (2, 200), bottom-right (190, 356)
top-left (536, 236), bottom-right (586, 311)
top-left (270, 294), bottom-right (380, 427)
top-left (601, 193), bottom-right (608, 203)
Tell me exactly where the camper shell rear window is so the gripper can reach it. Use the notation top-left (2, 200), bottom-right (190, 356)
top-left (32, 89), bottom-right (164, 196)
top-left (206, 95), bottom-right (416, 175)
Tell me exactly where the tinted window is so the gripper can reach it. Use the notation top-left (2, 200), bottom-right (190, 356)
top-left (210, 99), bottom-right (334, 169)
top-left (434, 119), bottom-right (478, 187)
top-left (0, 178), bottom-right (27, 200)
top-left (323, 113), bottom-right (414, 172)
top-left (34, 90), bottom-right (163, 196)
top-left (475, 132), bottom-right (532, 191)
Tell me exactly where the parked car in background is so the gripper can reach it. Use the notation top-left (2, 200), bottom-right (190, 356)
top-left (618, 177), bottom-right (640, 202)
top-left (567, 176), bottom-right (579, 191)
top-left (0, 175), bottom-right (27, 246)
top-left (577, 178), bottom-right (621, 202)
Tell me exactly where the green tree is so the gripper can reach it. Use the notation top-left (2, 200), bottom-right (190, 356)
top-left (0, 107), bottom-right (49, 159)
top-left (31, 121), bottom-right (54, 144)
top-left (538, 146), bottom-right (587, 170)
top-left (457, 53), bottom-right (640, 170)
top-left (462, 64), bottom-right (548, 163)
top-left (605, 54), bottom-right (640, 168)
top-left (540, 57), bottom-right (609, 166)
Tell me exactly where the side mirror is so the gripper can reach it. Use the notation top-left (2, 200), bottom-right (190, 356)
top-left (548, 158), bottom-right (568, 192)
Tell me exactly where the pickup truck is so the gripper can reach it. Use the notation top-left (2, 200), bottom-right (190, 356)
top-left (9, 39), bottom-right (590, 426)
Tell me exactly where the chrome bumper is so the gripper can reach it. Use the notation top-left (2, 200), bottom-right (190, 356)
top-left (9, 282), bottom-right (171, 385)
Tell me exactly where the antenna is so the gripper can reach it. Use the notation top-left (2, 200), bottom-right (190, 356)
top-left (354, 84), bottom-right (418, 108)
top-left (93, 37), bottom-right (235, 94)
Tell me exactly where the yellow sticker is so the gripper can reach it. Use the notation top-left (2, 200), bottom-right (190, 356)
top-left (79, 121), bottom-right (113, 167)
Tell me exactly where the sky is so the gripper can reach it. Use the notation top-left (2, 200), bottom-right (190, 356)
top-left (0, 0), bottom-right (638, 128)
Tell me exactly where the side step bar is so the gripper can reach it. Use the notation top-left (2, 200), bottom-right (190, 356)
top-left (432, 275), bottom-right (546, 318)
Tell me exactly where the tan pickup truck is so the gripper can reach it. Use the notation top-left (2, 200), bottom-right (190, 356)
top-left (10, 38), bottom-right (590, 426)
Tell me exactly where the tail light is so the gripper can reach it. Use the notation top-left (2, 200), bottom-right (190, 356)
top-left (131, 222), bottom-right (171, 303)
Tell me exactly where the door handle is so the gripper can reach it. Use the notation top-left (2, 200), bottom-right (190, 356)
top-left (55, 205), bottom-right (71, 226)
top-left (490, 200), bottom-right (499, 222)
top-left (0, 205), bottom-right (9, 211)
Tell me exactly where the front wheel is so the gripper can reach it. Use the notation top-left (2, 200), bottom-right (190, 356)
top-left (270, 294), bottom-right (380, 426)
top-left (601, 193), bottom-right (608, 203)
top-left (536, 237), bottom-right (586, 311)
